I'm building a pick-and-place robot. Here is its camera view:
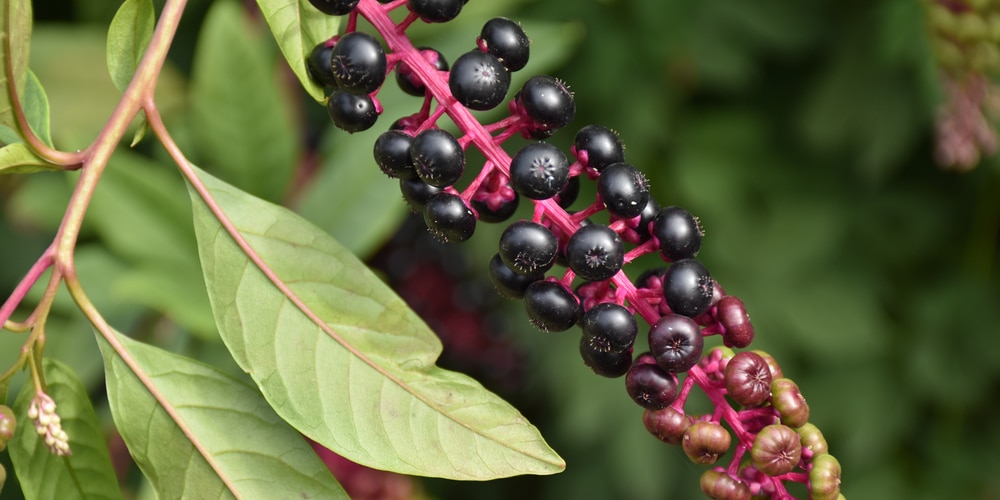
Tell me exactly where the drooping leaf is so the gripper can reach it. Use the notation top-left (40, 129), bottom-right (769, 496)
top-left (10, 358), bottom-right (123, 500)
top-left (190, 0), bottom-right (299, 202)
top-left (106, 0), bottom-right (155, 93)
top-left (188, 165), bottom-right (566, 479)
top-left (96, 327), bottom-right (347, 499)
top-left (0, 141), bottom-right (53, 173)
top-left (254, 0), bottom-right (339, 102)
top-left (0, 0), bottom-right (32, 132)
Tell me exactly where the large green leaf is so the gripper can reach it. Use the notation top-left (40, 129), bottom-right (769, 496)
top-left (9, 358), bottom-right (123, 500)
top-left (97, 328), bottom-right (347, 499)
top-left (106, 0), bottom-right (155, 93)
top-left (189, 0), bottom-right (299, 203)
top-left (254, 0), bottom-right (339, 102)
top-left (0, 0), bottom-right (31, 132)
top-left (188, 166), bottom-right (565, 479)
top-left (0, 141), bottom-right (50, 173)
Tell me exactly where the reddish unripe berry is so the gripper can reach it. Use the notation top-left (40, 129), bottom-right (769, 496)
top-left (770, 378), bottom-right (810, 428)
top-left (750, 424), bottom-right (802, 476)
top-left (642, 406), bottom-right (691, 445)
top-left (796, 422), bottom-right (829, 458)
top-left (700, 469), bottom-right (751, 500)
top-left (752, 350), bottom-right (784, 380)
top-left (809, 453), bottom-right (843, 500)
top-left (724, 351), bottom-right (772, 407)
top-left (717, 295), bottom-right (754, 348)
top-left (682, 421), bottom-right (731, 465)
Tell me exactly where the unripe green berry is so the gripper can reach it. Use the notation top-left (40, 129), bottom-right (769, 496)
top-left (750, 424), bottom-right (802, 476)
top-left (0, 406), bottom-right (15, 452)
top-left (751, 350), bottom-right (783, 380)
top-left (957, 12), bottom-right (989, 42)
top-left (796, 422), bottom-right (829, 457)
top-left (809, 453), bottom-right (842, 500)
top-left (682, 421), bottom-right (731, 465)
top-left (929, 4), bottom-right (957, 34)
top-left (770, 377), bottom-right (810, 428)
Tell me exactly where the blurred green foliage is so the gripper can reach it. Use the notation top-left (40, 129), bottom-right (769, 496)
top-left (1, 0), bottom-right (999, 499)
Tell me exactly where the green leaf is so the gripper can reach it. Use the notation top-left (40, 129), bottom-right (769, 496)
top-left (0, 140), bottom-right (54, 173)
top-left (22, 69), bottom-right (52, 147)
top-left (190, 0), bottom-right (299, 202)
top-left (188, 165), bottom-right (565, 479)
top-left (106, 0), bottom-right (155, 94)
top-left (254, 0), bottom-right (339, 102)
top-left (97, 328), bottom-right (347, 499)
top-left (0, 0), bottom-right (32, 132)
top-left (10, 359), bottom-right (123, 500)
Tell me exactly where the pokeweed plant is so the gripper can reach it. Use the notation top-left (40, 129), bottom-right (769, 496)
top-left (0, 0), bottom-right (845, 498)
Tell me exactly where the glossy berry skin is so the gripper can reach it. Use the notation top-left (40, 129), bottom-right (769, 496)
top-left (449, 50), bottom-right (511, 111)
top-left (643, 407), bottom-right (692, 445)
top-left (411, 129), bottom-right (465, 187)
top-left (682, 421), bottom-right (731, 465)
top-left (566, 224), bottom-right (625, 282)
top-left (579, 339), bottom-right (632, 377)
top-left (809, 454), bottom-right (842, 500)
top-left (575, 124), bottom-right (624, 171)
top-left (632, 197), bottom-right (660, 242)
top-left (724, 351), bottom-right (772, 407)
top-left (396, 47), bottom-right (449, 96)
top-left (308, 0), bottom-right (359, 15)
top-left (400, 177), bottom-right (442, 213)
top-left (716, 295), bottom-right (754, 348)
top-left (0, 405), bottom-right (15, 452)
top-left (751, 424), bottom-right (802, 477)
top-left (327, 90), bottom-right (378, 133)
top-left (373, 130), bottom-right (415, 179)
top-left (472, 193), bottom-right (518, 223)
top-left (652, 206), bottom-right (703, 261)
top-left (771, 378), bottom-right (810, 428)
top-left (649, 313), bottom-right (704, 373)
top-left (523, 280), bottom-right (580, 332)
top-left (597, 162), bottom-right (650, 219)
top-left (700, 470), bottom-right (751, 500)
top-left (517, 75), bottom-right (576, 134)
top-left (555, 176), bottom-right (580, 209)
top-left (797, 422), bottom-right (829, 457)
top-left (480, 17), bottom-right (530, 71)
top-left (423, 192), bottom-right (475, 243)
top-left (407, 0), bottom-right (464, 23)
top-left (306, 42), bottom-right (338, 88)
top-left (580, 303), bottom-right (637, 352)
top-left (509, 142), bottom-right (570, 200)
top-left (330, 32), bottom-right (387, 94)
top-left (663, 258), bottom-right (714, 318)
top-left (626, 362), bottom-right (678, 410)
top-left (489, 253), bottom-right (541, 299)
top-left (499, 221), bottom-right (558, 275)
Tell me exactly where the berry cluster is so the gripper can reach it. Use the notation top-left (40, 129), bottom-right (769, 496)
top-left (305, 1), bottom-right (843, 498)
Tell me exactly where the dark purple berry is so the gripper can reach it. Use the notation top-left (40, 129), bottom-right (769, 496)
top-left (308, 0), bottom-right (359, 15)
top-left (509, 142), bottom-right (570, 200)
top-left (750, 424), bottom-right (802, 476)
top-left (488, 253), bottom-right (542, 299)
top-left (565, 224), bottom-right (625, 282)
top-left (448, 50), bottom-right (510, 111)
top-left (682, 421), bottom-right (731, 465)
top-left (396, 47), bottom-right (449, 96)
top-left (648, 313), bottom-right (704, 373)
top-left (809, 454), bottom-right (842, 500)
top-left (407, 0), bottom-right (464, 23)
top-left (700, 470), bottom-right (751, 500)
top-left (423, 192), bottom-right (475, 243)
top-left (626, 362), bottom-right (678, 410)
top-left (480, 17), bottom-right (530, 71)
top-left (373, 130), bottom-right (415, 179)
top-left (770, 378), bottom-right (810, 428)
top-left (580, 303), bottom-right (637, 352)
top-left (306, 42), bottom-right (338, 88)
top-left (400, 177), bottom-right (441, 213)
top-left (499, 221), bottom-right (558, 275)
top-left (717, 296), bottom-right (754, 348)
top-left (643, 407), bottom-right (692, 445)
top-left (523, 280), bottom-right (580, 332)
top-left (554, 176), bottom-right (580, 209)
top-left (579, 339), bottom-right (632, 377)
top-left (517, 75), bottom-right (575, 135)
top-left (327, 90), bottom-right (378, 132)
top-left (411, 129), bottom-right (465, 187)
top-left (574, 124), bottom-right (624, 172)
top-left (652, 206), bottom-right (703, 261)
top-left (663, 258), bottom-right (713, 317)
top-left (597, 162), bottom-right (650, 219)
top-left (724, 351), bottom-right (772, 407)
top-left (330, 32), bottom-right (387, 94)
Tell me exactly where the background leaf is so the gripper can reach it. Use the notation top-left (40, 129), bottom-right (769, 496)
top-left (188, 166), bottom-right (565, 479)
top-left (9, 358), bottom-right (123, 500)
top-left (106, 0), bottom-right (155, 94)
top-left (254, 0), bottom-right (340, 102)
top-left (0, 0), bottom-right (32, 132)
top-left (97, 328), bottom-right (348, 499)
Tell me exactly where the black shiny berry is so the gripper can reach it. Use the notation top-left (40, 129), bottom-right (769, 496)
top-left (523, 280), bottom-right (580, 332)
top-left (579, 339), bottom-right (632, 378)
top-left (407, 0), bottom-right (464, 23)
top-left (330, 32), bottom-right (387, 94)
top-left (555, 176), bottom-right (580, 209)
top-left (580, 303), bottom-right (637, 352)
top-left (509, 142), bottom-right (570, 200)
top-left (472, 192), bottom-right (519, 223)
top-left (499, 221), bottom-right (558, 275)
top-left (423, 192), bottom-right (475, 243)
top-left (630, 196), bottom-right (661, 242)
top-left (489, 253), bottom-right (541, 299)
top-left (649, 313), bottom-right (704, 373)
top-left (306, 42), bottom-right (338, 88)
top-left (449, 50), bottom-right (510, 111)
top-left (396, 47), bottom-right (448, 96)
top-left (574, 124), bottom-right (624, 172)
top-left (373, 130), bottom-right (415, 179)
top-left (480, 17), bottom-right (530, 71)
top-left (327, 90), bottom-right (378, 133)
top-left (626, 362), bottom-right (678, 410)
top-left (663, 258), bottom-right (713, 317)
top-left (411, 129), bottom-right (464, 187)
top-left (566, 224), bottom-right (625, 282)
top-left (517, 75), bottom-right (575, 134)
top-left (652, 206), bottom-right (703, 261)
top-left (400, 177), bottom-right (442, 213)
top-left (308, 0), bottom-right (359, 15)
top-left (597, 162), bottom-right (650, 219)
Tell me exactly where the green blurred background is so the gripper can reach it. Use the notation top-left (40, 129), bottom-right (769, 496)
top-left (2, 0), bottom-right (999, 498)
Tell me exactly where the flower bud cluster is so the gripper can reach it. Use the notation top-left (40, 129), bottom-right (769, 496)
top-left (27, 392), bottom-right (70, 456)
